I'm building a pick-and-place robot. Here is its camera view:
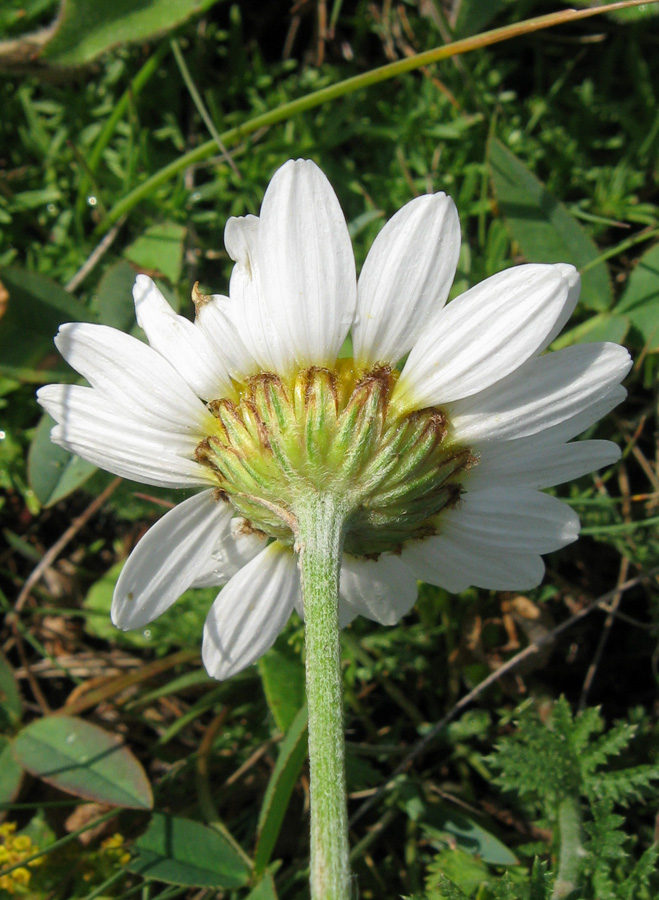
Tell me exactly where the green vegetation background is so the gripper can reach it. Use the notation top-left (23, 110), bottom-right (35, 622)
top-left (1, 1), bottom-right (658, 898)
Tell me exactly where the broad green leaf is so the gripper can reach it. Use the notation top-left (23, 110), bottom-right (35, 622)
top-left (124, 222), bottom-right (187, 284)
top-left (0, 736), bottom-right (24, 804)
top-left (427, 846), bottom-right (490, 896)
top-left (41, 0), bottom-right (223, 66)
top-left (0, 268), bottom-right (94, 380)
top-left (615, 243), bottom-right (659, 352)
top-left (254, 705), bottom-right (308, 876)
top-left (0, 652), bottom-right (22, 728)
top-left (551, 312), bottom-right (629, 351)
top-left (95, 259), bottom-right (140, 331)
top-left (13, 715), bottom-right (153, 809)
top-left (20, 808), bottom-right (56, 856)
top-left (128, 812), bottom-right (251, 888)
top-left (28, 413), bottom-right (97, 507)
top-left (425, 809), bottom-right (518, 866)
top-left (82, 560), bottom-right (162, 650)
top-left (489, 140), bottom-right (613, 311)
top-left (246, 873), bottom-right (279, 900)
top-left (258, 640), bottom-right (305, 733)
top-left (83, 560), bottom-right (212, 653)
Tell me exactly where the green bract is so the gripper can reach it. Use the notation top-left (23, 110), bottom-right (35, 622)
top-left (196, 362), bottom-right (474, 556)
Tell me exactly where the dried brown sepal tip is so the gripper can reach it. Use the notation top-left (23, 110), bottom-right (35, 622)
top-left (191, 281), bottom-right (211, 314)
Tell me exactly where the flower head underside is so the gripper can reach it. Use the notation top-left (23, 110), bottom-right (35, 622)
top-left (37, 159), bottom-right (632, 680)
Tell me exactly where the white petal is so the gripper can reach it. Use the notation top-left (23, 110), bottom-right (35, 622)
top-left (400, 535), bottom-right (471, 592)
top-left (202, 542), bottom-right (298, 680)
top-left (133, 275), bottom-right (232, 400)
top-left (340, 554), bottom-right (419, 626)
top-left (225, 213), bottom-right (287, 371)
top-left (404, 487), bottom-right (572, 587)
top-left (442, 487), bottom-right (580, 553)
top-left (396, 264), bottom-right (580, 409)
top-left (401, 535), bottom-right (545, 592)
top-left (37, 383), bottom-right (213, 488)
top-left (256, 159), bottom-right (357, 369)
top-left (353, 193), bottom-right (461, 366)
top-left (55, 322), bottom-right (213, 432)
top-left (191, 517), bottom-right (268, 587)
top-left (440, 487), bottom-right (579, 553)
top-left (195, 292), bottom-right (258, 380)
top-left (467, 438), bottom-right (620, 490)
top-left (112, 490), bottom-right (233, 630)
top-left (517, 384), bottom-right (627, 446)
top-left (448, 343), bottom-right (632, 444)
top-left (539, 263), bottom-right (581, 351)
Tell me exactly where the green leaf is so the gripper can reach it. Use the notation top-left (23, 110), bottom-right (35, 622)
top-left (124, 222), bottom-right (187, 284)
top-left (426, 864), bottom-right (474, 900)
top-left (41, 0), bottom-right (224, 66)
top-left (258, 639), bottom-right (306, 733)
top-left (0, 736), bottom-right (24, 805)
top-left (12, 715), bottom-right (153, 809)
top-left (529, 858), bottom-right (552, 900)
top-left (2, 528), bottom-right (42, 563)
top-left (28, 413), bottom-right (97, 507)
top-left (0, 268), bottom-right (94, 380)
top-left (452, 0), bottom-right (507, 38)
top-left (424, 808), bottom-right (518, 866)
top-left (582, 720), bottom-right (635, 775)
top-left (621, 842), bottom-right (659, 899)
top-left (489, 139), bottom-right (613, 311)
top-left (11, 186), bottom-right (62, 211)
top-left (83, 559), bottom-right (212, 653)
top-left (81, 560), bottom-right (157, 650)
top-left (589, 765), bottom-right (659, 807)
top-left (254, 705), bottom-right (308, 876)
top-left (615, 242), bottom-right (659, 352)
top-left (491, 873), bottom-right (519, 900)
top-left (127, 812), bottom-right (251, 888)
top-left (551, 312), bottom-right (629, 350)
top-left (0, 652), bottom-right (22, 729)
top-left (95, 259), bottom-right (140, 331)
top-left (245, 873), bottom-right (279, 900)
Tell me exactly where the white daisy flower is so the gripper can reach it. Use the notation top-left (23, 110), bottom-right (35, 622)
top-left (37, 159), bottom-right (632, 681)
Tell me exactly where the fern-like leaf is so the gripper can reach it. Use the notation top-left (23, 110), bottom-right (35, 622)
top-left (429, 874), bottom-right (470, 899)
top-left (582, 799), bottom-right (629, 900)
top-left (619, 842), bottom-right (659, 900)
top-left (491, 872), bottom-right (519, 899)
top-left (491, 703), bottom-right (580, 811)
top-left (588, 765), bottom-right (659, 807)
top-left (529, 858), bottom-right (552, 900)
top-left (580, 720), bottom-right (637, 778)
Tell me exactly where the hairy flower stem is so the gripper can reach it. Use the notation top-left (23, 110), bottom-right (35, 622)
top-left (551, 795), bottom-right (585, 899)
top-left (297, 493), bottom-right (352, 900)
